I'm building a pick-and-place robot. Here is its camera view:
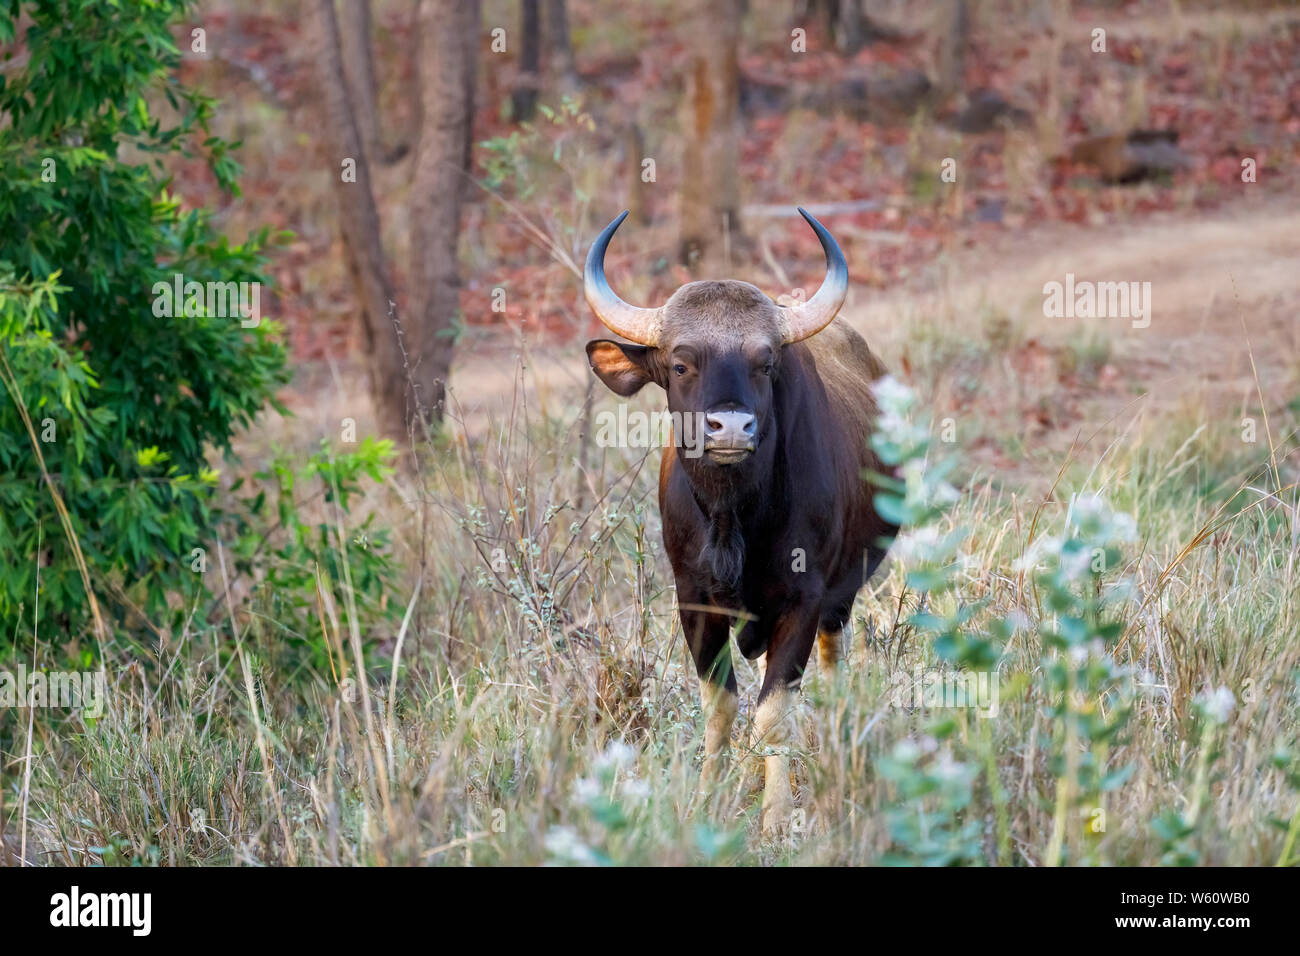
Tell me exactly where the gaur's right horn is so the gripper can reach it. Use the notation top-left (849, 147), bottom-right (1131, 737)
top-left (584, 211), bottom-right (664, 347)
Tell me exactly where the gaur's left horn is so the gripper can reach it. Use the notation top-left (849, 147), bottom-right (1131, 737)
top-left (584, 211), bottom-right (664, 346)
top-left (781, 207), bottom-right (848, 343)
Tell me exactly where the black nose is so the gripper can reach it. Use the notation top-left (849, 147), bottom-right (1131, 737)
top-left (704, 409), bottom-right (756, 444)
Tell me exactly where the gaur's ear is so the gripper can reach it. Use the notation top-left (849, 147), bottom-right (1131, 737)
top-left (585, 340), bottom-right (664, 395)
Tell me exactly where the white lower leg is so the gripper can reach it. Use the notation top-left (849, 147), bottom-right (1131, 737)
top-left (752, 688), bottom-right (796, 832)
top-left (700, 680), bottom-right (738, 777)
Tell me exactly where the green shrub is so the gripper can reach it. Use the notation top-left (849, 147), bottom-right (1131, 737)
top-left (870, 376), bottom-right (1138, 865)
top-left (0, 1), bottom-right (394, 661)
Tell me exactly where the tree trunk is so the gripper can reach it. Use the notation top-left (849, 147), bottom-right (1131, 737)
top-left (386, 1), bottom-right (422, 164)
top-left (797, 0), bottom-right (900, 53)
top-left (544, 0), bottom-right (578, 90)
top-left (935, 0), bottom-right (970, 100)
top-left (311, 0), bottom-right (413, 439)
top-left (511, 0), bottom-right (542, 121)
top-left (409, 0), bottom-right (479, 427)
top-left (832, 0), bottom-right (864, 55)
top-left (339, 0), bottom-right (383, 162)
top-left (797, 0), bottom-right (856, 54)
top-left (678, 0), bottom-right (743, 269)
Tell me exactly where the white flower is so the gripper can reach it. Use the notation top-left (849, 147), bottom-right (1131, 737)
top-left (1005, 609), bottom-right (1031, 633)
top-left (892, 525), bottom-right (943, 563)
top-left (901, 459), bottom-right (959, 508)
top-left (872, 376), bottom-right (929, 447)
top-left (872, 375), bottom-right (916, 415)
top-left (1069, 494), bottom-right (1137, 543)
top-left (595, 740), bottom-right (637, 772)
top-left (1060, 544), bottom-right (1094, 582)
top-left (1014, 534), bottom-right (1061, 573)
top-left (932, 751), bottom-right (970, 783)
top-left (1196, 685), bottom-right (1236, 724)
top-left (545, 825), bottom-right (599, 865)
top-left (893, 740), bottom-right (921, 762)
top-left (1072, 493), bottom-right (1106, 519)
top-left (621, 777), bottom-right (651, 803)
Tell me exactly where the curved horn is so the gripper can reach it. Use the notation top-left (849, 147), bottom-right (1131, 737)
top-left (781, 207), bottom-right (849, 343)
top-left (584, 211), bottom-right (663, 346)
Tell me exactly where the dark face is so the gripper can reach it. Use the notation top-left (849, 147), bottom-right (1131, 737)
top-left (662, 337), bottom-right (776, 465)
top-left (585, 280), bottom-right (787, 469)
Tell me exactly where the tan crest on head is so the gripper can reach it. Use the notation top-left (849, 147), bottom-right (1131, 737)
top-left (658, 279), bottom-right (785, 350)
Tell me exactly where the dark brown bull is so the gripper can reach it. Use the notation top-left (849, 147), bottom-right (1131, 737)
top-left (584, 209), bottom-right (894, 831)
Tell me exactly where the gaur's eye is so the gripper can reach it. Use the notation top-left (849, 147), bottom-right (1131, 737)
top-left (673, 364), bottom-right (688, 376)
top-left (761, 362), bottom-right (774, 376)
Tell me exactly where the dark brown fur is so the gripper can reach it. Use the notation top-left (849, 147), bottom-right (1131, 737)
top-left (587, 280), bottom-right (895, 710)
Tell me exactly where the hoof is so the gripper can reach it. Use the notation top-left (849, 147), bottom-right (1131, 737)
top-left (760, 776), bottom-right (796, 837)
top-left (761, 803), bottom-right (796, 838)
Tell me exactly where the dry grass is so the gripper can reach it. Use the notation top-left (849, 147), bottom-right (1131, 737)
top-left (6, 326), bottom-right (1299, 865)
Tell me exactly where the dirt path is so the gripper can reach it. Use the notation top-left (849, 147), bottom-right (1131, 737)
top-left (848, 190), bottom-right (1298, 392)
top-left (842, 191), bottom-right (1300, 478)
